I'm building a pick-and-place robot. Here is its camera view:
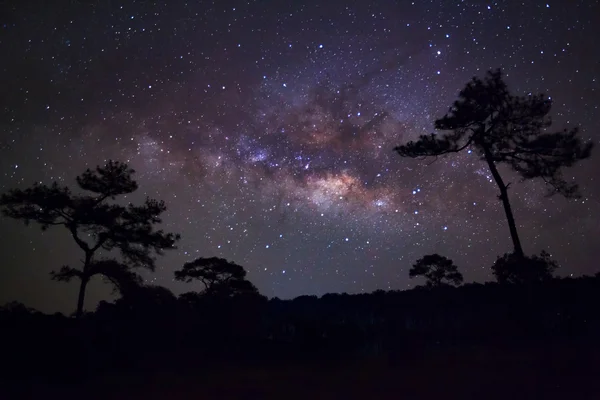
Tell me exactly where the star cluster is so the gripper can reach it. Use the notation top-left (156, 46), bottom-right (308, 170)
top-left (1, 0), bottom-right (599, 312)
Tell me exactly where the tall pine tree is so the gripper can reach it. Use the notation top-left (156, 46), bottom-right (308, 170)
top-left (0, 160), bottom-right (180, 317)
top-left (395, 69), bottom-right (592, 257)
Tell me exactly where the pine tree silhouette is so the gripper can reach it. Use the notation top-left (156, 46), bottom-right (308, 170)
top-left (0, 160), bottom-right (180, 317)
top-left (395, 69), bottom-right (592, 257)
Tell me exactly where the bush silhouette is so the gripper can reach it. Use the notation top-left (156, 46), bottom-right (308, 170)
top-left (492, 250), bottom-right (559, 284)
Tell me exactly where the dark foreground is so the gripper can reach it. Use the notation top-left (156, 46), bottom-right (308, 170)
top-left (5, 344), bottom-right (599, 400)
top-left (3, 278), bottom-right (600, 399)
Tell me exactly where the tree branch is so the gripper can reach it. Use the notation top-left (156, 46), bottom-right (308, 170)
top-left (68, 224), bottom-right (91, 253)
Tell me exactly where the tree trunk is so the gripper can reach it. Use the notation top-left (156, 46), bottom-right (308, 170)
top-left (76, 276), bottom-right (89, 318)
top-left (483, 148), bottom-right (525, 258)
top-left (76, 253), bottom-right (92, 318)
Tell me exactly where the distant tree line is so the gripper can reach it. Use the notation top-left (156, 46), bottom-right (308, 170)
top-left (2, 274), bottom-right (600, 383)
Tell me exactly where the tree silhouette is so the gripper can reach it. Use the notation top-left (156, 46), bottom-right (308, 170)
top-left (409, 254), bottom-right (463, 287)
top-left (174, 257), bottom-right (259, 297)
top-left (492, 250), bottom-right (559, 284)
top-left (395, 69), bottom-right (592, 257)
top-left (0, 160), bottom-right (180, 317)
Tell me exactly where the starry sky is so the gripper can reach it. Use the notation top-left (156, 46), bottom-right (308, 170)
top-left (1, 0), bottom-right (599, 313)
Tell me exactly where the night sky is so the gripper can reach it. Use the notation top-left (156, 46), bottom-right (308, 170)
top-left (1, 0), bottom-right (599, 313)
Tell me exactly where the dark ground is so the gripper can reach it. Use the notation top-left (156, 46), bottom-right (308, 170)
top-left (4, 344), bottom-right (599, 400)
top-left (3, 279), bottom-right (600, 399)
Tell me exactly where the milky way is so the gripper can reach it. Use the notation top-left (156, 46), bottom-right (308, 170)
top-left (1, 0), bottom-right (599, 312)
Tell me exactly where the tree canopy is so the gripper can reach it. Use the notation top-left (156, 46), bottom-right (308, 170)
top-left (409, 254), bottom-right (464, 287)
top-left (174, 257), bottom-right (259, 297)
